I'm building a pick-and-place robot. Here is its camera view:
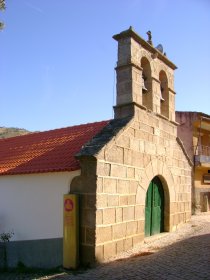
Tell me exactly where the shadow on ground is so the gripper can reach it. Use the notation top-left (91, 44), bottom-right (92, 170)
top-left (1, 232), bottom-right (210, 279)
top-left (42, 232), bottom-right (210, 280)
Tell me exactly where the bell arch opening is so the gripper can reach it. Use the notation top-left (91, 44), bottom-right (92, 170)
top-left (159, 70), bottom-right (169, 118)
top-left (141, 57), bottom-right (152, 110)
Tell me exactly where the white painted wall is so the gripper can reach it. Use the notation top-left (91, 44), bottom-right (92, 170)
top-left (0, 171), bottom-right (80, 241)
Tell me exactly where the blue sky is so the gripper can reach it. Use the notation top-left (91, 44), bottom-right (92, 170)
top-left (1, 0), bottom-right (210, 131)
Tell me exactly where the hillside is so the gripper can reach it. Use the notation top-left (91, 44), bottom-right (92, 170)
top-left (0, 127), bottom-right (30, 139)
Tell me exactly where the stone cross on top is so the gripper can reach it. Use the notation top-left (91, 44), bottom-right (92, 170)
top-left (146, 30), bottom-right (153, 45)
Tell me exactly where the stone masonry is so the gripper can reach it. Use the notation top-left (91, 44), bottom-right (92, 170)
top-left (71, 27), bottom-right (192, 265)
top-left (93, 114), bottom-right (192, 262)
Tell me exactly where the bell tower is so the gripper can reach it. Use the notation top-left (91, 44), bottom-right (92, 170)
top-left (113, 27), bottom-right (177, 122)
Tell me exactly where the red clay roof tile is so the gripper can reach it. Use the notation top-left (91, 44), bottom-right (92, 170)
top-left (0, 120), bottom-right (109, 175)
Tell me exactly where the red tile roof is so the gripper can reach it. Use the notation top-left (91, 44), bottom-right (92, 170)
top-left (0, 120), bottom-right (109, 176)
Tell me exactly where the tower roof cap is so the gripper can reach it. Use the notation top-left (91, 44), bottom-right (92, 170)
top-left (113, 27), bottom-right (177, 70)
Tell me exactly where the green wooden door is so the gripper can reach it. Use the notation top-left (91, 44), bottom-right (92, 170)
top-left (145, 176), bottom-right (164, 237)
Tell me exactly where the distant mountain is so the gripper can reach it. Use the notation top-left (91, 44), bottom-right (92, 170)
top-left (0, 127), bottom-right (30, 139)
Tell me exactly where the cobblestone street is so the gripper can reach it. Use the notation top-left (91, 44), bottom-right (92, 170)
top-left (1, 213), bottom-right (210, 280)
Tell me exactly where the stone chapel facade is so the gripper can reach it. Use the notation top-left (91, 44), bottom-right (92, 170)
top-left (70, 27), bottom-right (192, 264)
top-left (0, 27), bottom-right (193, 268)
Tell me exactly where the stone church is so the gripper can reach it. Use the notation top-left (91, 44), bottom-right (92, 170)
top-left (71, 27), bottom-right (192, 263)
top-left (0, 27), bottom-right (192, 268)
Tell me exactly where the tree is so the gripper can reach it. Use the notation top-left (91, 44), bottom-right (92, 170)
top-left (0, 0), bottom-right (5, 30)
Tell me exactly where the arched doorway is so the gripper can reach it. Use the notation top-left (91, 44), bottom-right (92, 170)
top-left (145, 176), bottom-right (164, 236)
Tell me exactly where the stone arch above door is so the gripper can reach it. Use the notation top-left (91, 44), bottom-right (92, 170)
top-left (136, 158), bottom-right (175, 205)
